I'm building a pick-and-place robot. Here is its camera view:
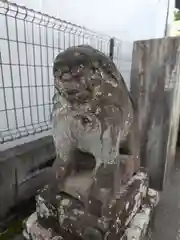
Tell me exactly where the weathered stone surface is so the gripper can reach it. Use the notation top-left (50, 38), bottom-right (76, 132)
top-left (23, 45), bottom-right (144, 240)
top-left (52, 45), bottom-right (140, 182)
top-left (23, 170), bottom-right (152, 240)
top-left (130, 38), bottom-right (180, 190)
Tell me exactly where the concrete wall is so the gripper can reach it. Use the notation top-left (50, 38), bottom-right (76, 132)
top-left (0, 135), bottom-right (55, 220)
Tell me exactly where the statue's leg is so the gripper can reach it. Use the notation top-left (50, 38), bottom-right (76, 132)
top-left (121, 114), bottom-right (140, 172)
top-left (92, 125), bottom-right (121, 191)
top-left (52, 117), bottom-right (76, 180)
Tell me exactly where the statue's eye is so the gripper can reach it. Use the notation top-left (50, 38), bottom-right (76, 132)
top-left (81, 116), bottom-right (91, 125)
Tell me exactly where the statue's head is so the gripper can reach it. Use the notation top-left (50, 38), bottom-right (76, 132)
top-left (53, 45), bottom-right (133, 138)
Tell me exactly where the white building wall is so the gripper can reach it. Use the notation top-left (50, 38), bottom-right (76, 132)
top-left (12, 0), bottom-right (175, 41)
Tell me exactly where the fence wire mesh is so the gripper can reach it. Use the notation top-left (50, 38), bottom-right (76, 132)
top-left (0, 0), bottom-right (132, 143)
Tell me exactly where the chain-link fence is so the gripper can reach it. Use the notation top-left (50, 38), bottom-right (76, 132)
top-left (0, 0), bottom-right (132, 143)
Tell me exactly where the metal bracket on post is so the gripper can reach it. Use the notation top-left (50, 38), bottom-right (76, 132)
top-left (109, 38), bottom-right (114, 60)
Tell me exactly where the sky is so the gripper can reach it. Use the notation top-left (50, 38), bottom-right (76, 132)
top-left (12, 0), bottom-right (175, 41)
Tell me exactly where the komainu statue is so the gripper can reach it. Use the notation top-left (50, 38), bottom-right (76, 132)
top-left (23, 45), bottom-right (159, 240)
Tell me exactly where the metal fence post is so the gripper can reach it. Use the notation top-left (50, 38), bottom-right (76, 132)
top-left (109, 38), bottom-right (115, 60)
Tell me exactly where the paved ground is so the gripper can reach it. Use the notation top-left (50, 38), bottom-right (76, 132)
top-left (152, 149), bottom-right (180, 240)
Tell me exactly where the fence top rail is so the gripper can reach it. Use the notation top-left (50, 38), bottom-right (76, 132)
top-left (0, 0), bottom-right (112, 42)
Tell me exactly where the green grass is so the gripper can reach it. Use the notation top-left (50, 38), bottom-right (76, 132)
top-left (0, 219), bottom-right (24, 240)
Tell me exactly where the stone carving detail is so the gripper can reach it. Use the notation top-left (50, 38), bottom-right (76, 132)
top-left (52, 45), bottom-right (139, 181)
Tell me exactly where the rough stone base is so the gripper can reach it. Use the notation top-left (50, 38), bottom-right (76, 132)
top-left (23, 177), bottom-right (159, 240)
top-left (121, 188), bottom-right (159, 239)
